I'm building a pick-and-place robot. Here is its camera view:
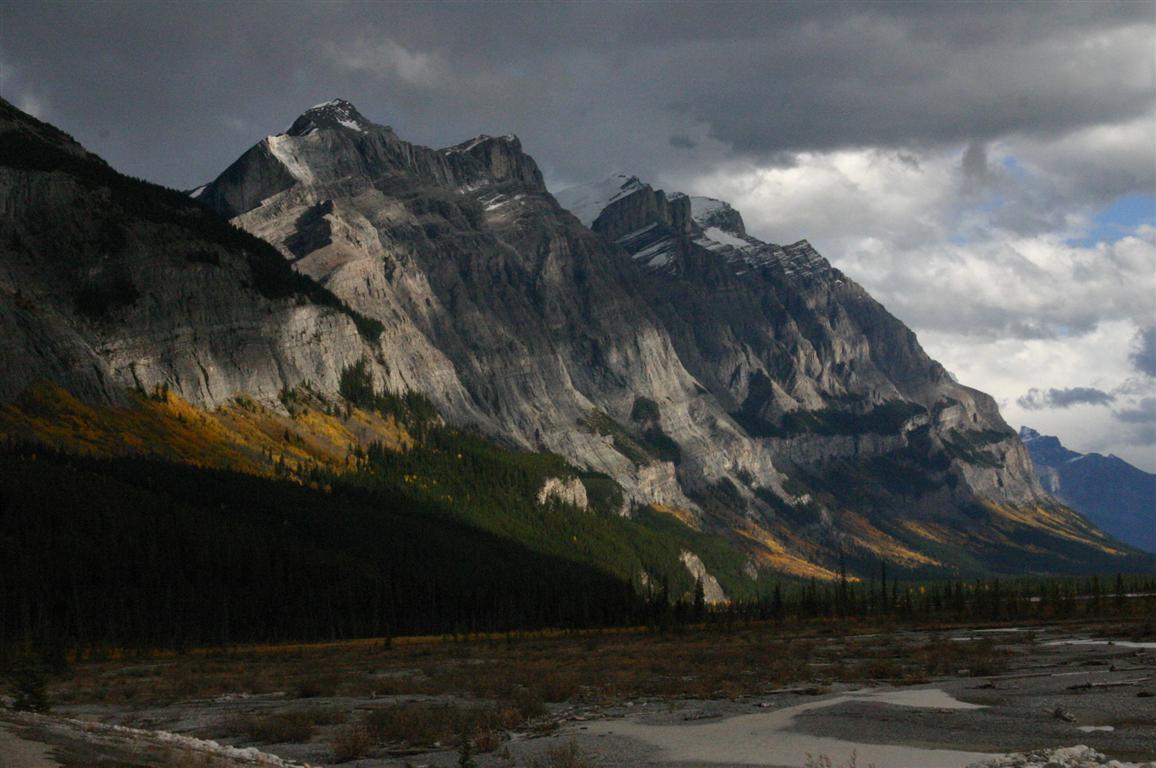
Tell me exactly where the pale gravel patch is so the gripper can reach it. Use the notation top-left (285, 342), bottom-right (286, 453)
top-left (968, 744), bottom-right (1155, 768)
top-left (0, 721), bottom-right (63, 768)
top-left (572, 687), bottom-right (998, 768)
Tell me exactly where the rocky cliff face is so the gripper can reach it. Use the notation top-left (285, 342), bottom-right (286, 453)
top-left (0, 98), bottom-right (377, 409)
top-left (561, 175), bottom-right (1046, 512)
top-left (1, 97), bottom-right (1141, 578)
top-left (196, 101), bottom-right (780, 512)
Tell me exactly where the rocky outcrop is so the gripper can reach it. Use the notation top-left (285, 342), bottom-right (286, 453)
top-left (591, 183), bottom-right (692, 243)
top-left (969, 745), bottom-right (1146, 768)
top-left (537, 477), bottom-right (588, 510)
top-left (689, 196), bottom-right (747, 237)
top-left (679, 550), bottom-right (727, 604)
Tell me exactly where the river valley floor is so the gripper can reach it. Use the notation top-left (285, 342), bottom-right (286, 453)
top-left (2, 618), bottom-right (1154, 767)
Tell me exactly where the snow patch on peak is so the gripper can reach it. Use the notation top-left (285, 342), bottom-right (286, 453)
top-left (697, 226), bottom-right (753, 252)
top-left (310, 99), bottom-right (350, 110)
top-left (287, 99), bottom-right (372, 136)
top-left (442, 134), bottom-right (521, 155)
top-left (554, 173), bottom-right (647, 227)
top-left (690, 195), bottom-right (748, 240)
top-left (690, 196), bottom-right (729, 220)
top-left (445, 135), bottom-right (495, 154)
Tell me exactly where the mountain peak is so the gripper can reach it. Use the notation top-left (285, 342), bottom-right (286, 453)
top-left (1020, 426), bottom-right (1082, 467)
top-left (690, 196), bottom-right (747, 238)
top-left (0, 97), bottom-right (98, 163)
top-left (442, 134), bottom-right (521, 155)
top-left (554, 173), bottom-right (648, 227)
top-left (1018, 426), bottom-right (1041, 441)
top-left (286, 99), bottom-right (374, 136)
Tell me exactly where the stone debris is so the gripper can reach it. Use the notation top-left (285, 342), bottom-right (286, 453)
top-left (970, 745), bottom-right (1155, 768)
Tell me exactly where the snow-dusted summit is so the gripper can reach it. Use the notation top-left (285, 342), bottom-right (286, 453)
top-left (556, 174), bottom-right (832, 281)
top-left (195, 100), bottom-right (542, 218)
top-left (287, 99), bottom-right (375, 136)
top-left (555, 173), bottom-right (647, 227)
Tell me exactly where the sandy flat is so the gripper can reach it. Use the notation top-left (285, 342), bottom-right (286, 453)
top-left (573, 688), bottom-right (997, 768)
top-left (0, 721), bottom-right (63, 768)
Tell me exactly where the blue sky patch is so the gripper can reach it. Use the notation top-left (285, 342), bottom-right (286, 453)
top-left (1067, 193), bottom-right (1156, 247)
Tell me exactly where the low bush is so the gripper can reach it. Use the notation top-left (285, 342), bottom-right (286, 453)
top-left (242, 711), bottom-right (316, 744)
top-left (530, 739), bottom-right (593, 768)
top-left (329, 723), bottom-right (373, 762)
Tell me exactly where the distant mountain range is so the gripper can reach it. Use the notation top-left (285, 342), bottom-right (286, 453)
top-left (1020, 427), bottom-right (1156, 553)
top-left (1, 95), bottom-right (1150, 593)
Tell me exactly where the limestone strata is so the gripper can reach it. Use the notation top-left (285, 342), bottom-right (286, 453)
top-left (198, 100), bottom-right (784, 509)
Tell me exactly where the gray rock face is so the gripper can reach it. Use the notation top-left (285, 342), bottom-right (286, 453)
top-left (969, 745), bottom-right (1147, 768)
top-left (679, 550), bottom-right (727, 604)
top-left (0, 98), bottom-right (377, 409)
top-left (197, 105), bottom-right (783, 508)
top-left (561, 173), bottom-right (1044, 509)
top-left (689, 196), bottom-right (747, 237)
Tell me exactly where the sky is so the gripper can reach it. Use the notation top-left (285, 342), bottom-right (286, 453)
top-left (3, 1), bottom-right (1154, 470)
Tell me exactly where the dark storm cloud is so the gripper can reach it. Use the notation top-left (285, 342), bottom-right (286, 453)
top-left (1115, 397), bottom-right (1156, 424)
top-left (1113, 397), bottom-right (1156, 447)
top-left (1130, 326), bottom-right (1156, 377)
top-left (1017, 387), bottom-right (1116, 411)
top-left (960, 141), bottom-right (989, 190)
top-left (1, 1), bottom-right (1152, 188)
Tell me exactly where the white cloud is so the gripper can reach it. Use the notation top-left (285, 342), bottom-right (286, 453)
top-left (922, 321), bottom-right (1155, 471)
top-left (1013, 114), bottom-right (1156, 204)
top-left (670, 148), bottom-right (953, 249)
top-left (325, 39), bottom-right (450, 89)
top-left (849, 231), bottom-right (1155, 339)
top-left (672, 116), bottom-right (1156, 471)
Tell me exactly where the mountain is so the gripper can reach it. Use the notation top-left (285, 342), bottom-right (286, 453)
top-left (1020, 427), bottom-right (1156, 552)
top-left (0, 98), bottom-right (383, 408)
top-left (0, 97), bottom-right (1147, 588)
top-left (190, 100), bottom-right (1141, 576)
